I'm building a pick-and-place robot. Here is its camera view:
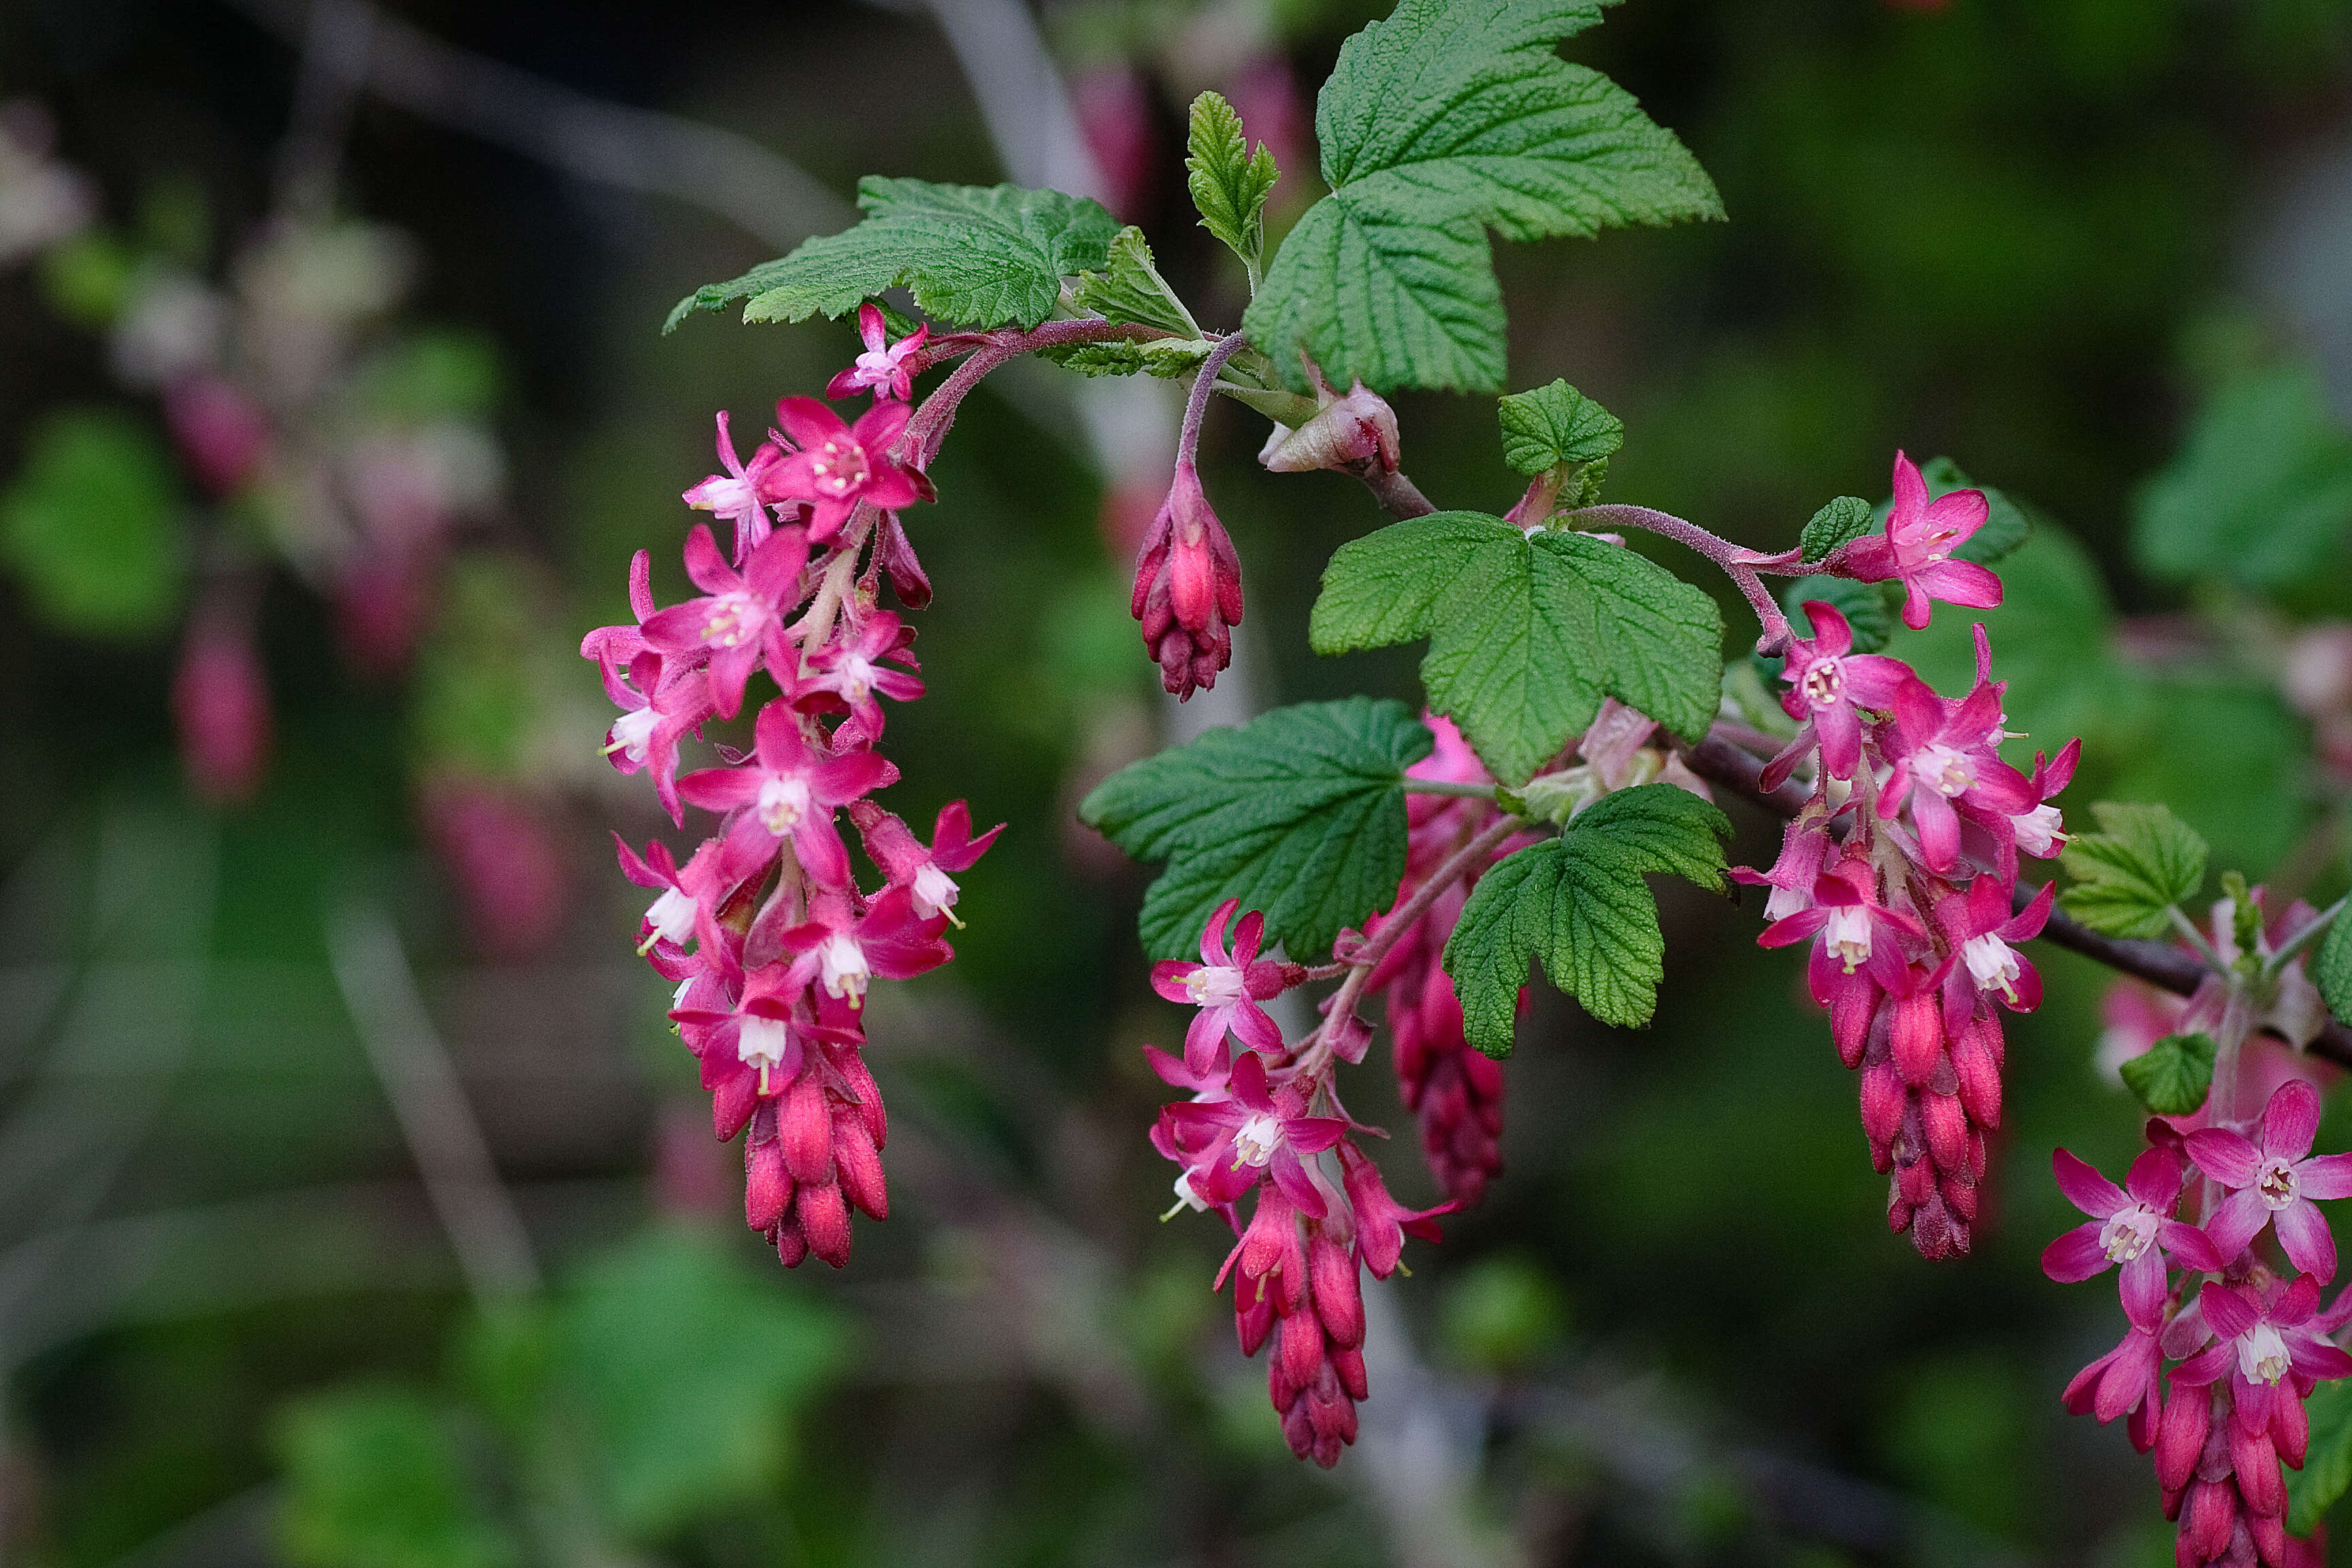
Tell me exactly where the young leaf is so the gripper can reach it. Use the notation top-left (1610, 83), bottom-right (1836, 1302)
top-left (274, 1386), bottom-right (518, 1568)
top-left (1186, 91), bottom-right (1279, 274)
top-left (2316, 904), bottom-right (2352, 1028)
top-left (1310, 511), bottom-right (1722, 783)
top-left (1042, 338), bottom-right (1213, 380)
top-left (1441, 783), bottom-right (1731, 1050)
top-left (1498, 380), bottom-right (1624, 475)
top-left (1799, 496), bottom-right (1874, 562)
top-left (2289, 1378), bottom-right (2352, 1535)
top-left (2135, 365), bottom-right (2352, 591)
top-left (1078, 697), bottom-right (1435, 962)
top-left (1870, 456), bottom-right (2031, 566)
top-left (664, 178), bottom-right (1120, 332)
top-left (1070, 227), bottom-right (1200, 338)
top-left (2058, 801), bottom-right (2210, 940)
top-left (2118, 1031), bottom-right (2217, 1117)
top-left (1241, 0), bottom-right (1720, 393)
top-left (0, 405), bottom-right (184, 638)
top-left (1781, 575), bottom-right (1893, 655)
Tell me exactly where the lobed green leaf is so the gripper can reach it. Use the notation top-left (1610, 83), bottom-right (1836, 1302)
top-left (1498, 379), bottom-right (1623, 475)
top-left (2118, 1031), bottom-right (2217, 1117)
top-left (1070, 227), bottom-right (1199, 338)
top-left (1186, 91), bottom-right (1280, 272)
top-left (1078, 698), bottom-right (1435, 962)
top-left (2057, 801), bottom-right (2211, 941)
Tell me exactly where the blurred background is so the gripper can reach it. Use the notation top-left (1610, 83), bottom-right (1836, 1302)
top-left (2, 0), bottom-right (2352, 1564)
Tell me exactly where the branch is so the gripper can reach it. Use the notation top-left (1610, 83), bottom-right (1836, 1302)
top-left (1677, 730), bottom-right (2352, 1068)
top-left (1359, 466), bottom-right (1437, 521)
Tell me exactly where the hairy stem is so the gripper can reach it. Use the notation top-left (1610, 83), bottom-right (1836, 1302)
top-left (1178, 333), bottom-right (1253, 465)
top-left (1566, 504), bottom-right (1795, 647)
top-left (901, 318), bottom-right (1176, 468)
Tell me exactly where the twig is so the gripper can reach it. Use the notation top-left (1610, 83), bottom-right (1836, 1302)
top-left (1359, 466), bottom-right (1437, 521)
top-left (328, 902), bottom-right (541, 1301)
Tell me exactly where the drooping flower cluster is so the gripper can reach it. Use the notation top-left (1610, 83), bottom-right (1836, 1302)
top-left (2048, 1082), bottom-right (2352, 1567)
top-left (585, 306), bottom-right (1000, 1269)
top-left (1738, 451), bottom-right (2070, 1258)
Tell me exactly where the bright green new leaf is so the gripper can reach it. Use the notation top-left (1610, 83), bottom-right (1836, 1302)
top-left (2290, 1379), bottom-right (2352, 1535)
top-left (1071, 227), bottom-right (1200, 338)
top-left (2058, 802), bottom-right (2210, 940)
top-left (1870, 456), bottom-right (2030, 566)
top-left (1311, 511), bottom-right (1722, 783)
top-left (1044, 338), bottom-right (1213, 380)
top-left (2135, 365), bottom-right (2352, 590)
top-left (1186, 91), bottom-right (1279, 272)
top-left (1241, 0), bottom-right (1720, 393)
top-left (274, 1386), bottom-right (517, 1568)
top-left (2118, 1032), bottom-right (2217, 1117)
top-left (1442, 783), bottom-right (1731, 1049)
top-left (1799, 496), bottom-right (1874, 562)
top-left (0, 405), bottom-right (184, 638)
top-left (1079, 698), bottom-right (1434, 962)
top-left (1498, 380), bottom-right (1623, 474)
top-left (2317, 904), bottom-right (2352, 1028)
top-left (664, 178), bottom-right (1120, 332)
top-left (1781, 574), bottom-right (1893, 655)
top-left (557, 1226), bottom-right (849, 1539)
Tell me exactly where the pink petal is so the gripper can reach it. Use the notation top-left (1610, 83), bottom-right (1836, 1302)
top-left (2275, 1198), bottom-right (2338, 1281)
top-left (1918, 486), bottom-right (1989, 543)
top-left (2123, 1143), bottom-right (2185, 1207)
top-left (1182, 1009), bottom-right (1228, 1077)
top-left (1149, 961), bottom-right (1197, 1004)
top-left (2160, 1221), bottom-right (2226, 1273)
top-left (2040, 1222), bottom-right (2110, 1281)
top-left (774, 395), bottom-right (848, 449)
top-left (1889, 450), bottom-right (1928, 528)
top-left (2204, 1189), bottom-right (2271, 1261)
top-left (850, 397), bottom-right (913, 453)
top-left (2186, 1128), bottom-right (2262, 1189)
top-left (2198, 1281), bottom-right (2261, 1340)
top-left (1914, 558), bottom-right (2003, 612)
top-left (1839, 653), bottom-right (1909, 709)
top-left (2121, 1247), bottom-right (2168, 1326)
top-left (1798, 600), bottom-right (1853, 655)
top-left (2298, 1152), bottom-right (2352, 1200)
top-left (2261, 1079), bottom-right (2323, 1161)
top-left (2052, 1149), bottom-right (2127, 1218)
top-left (680, 525), bottom-right (738, 595)
top-left (2169, 1341), bottom-right (2231, 1387)
top-left (1912, 790), bottom-right (1961, 872)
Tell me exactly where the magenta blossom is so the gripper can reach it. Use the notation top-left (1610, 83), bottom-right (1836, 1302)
top-left (798, 611), bottom-right (924, 738)
top-left (1159, 1051), bottom-right (1346, 1215)
top-left (2011, 739), bottom-right (2079, 860)
top-left (1152, 898), bottom-right (1290, 1075)
top-left (2189, 1079), bottom-right (2352, 1281)
top-left (1936, 877), bottom-right (2054, 1033)
top-left (1336, 1142), bottom-right (1452, 1279)
top-left (849, 799), bottom-right (1003, 925)
top-left (824, 303), bottom-right (928, 403)
top-left (2061, 1292), bottom-right (2166, 1437)
top-left (1876, 674), bottom-right (2037, 872)
top-left (760, 395), bottom-right (927, 542)
top-left (676, 701), bottom-right (896, 891)
top-left (2043, 1145), bottom-right (2220, 1320)
top-left (2173, 1276), bottom-right (2352, 1435)
top-left (1764, 600), bottom-right (1909, 785)
top-left (612, 832), bottom-right (730, 961)
top-left (1132, 459), bottom-right (1244, 700)
top-left (776, 886), bottom-right (953, 1021)
top-left (1839, 451), bottom-right (2004, 630)
top-left (642, 524), bottom-right (811, 719)
top-left (1760, 852), bottom-right (1922, 1003)
top-left (681, 410), bottom-right (784, 564)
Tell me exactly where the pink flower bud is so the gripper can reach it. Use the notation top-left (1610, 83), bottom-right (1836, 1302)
top-left (1859, 1063), bottom-right (1906, 1146)
top-left (745, 1137), bottom-right (792, 1232)
top-left (2187, 1479), bottom-right (2236, 1561)
top-left (2230, 1423), bottom-right (2283, 1520)
top-left (1891, 991), bottom-right (1944, 1085)
top-left (173, 609), bottom-right (272, 806)
top-left (781, 1073), bottom-right (835, 1185)
top-left (772, 1215), bottom-right (808, 1268)
top-left (421, 779), bottom-right (567, 961)
top-left (1258, 380), bottom-right (1400, 476)
top-left (1235, 1272), bottom-right (1275, 1357)
top-left (1923, 1090), bottom-right (1969, 1169)
top-left (2159, 1388), bottom-right (2211, 1493)
top-left (1310, 1230), bottom-right (1365, 1350)
top-left (2273, 1388), bottom-right (2309, 1469)
top-left (1131, 460), bottom-right (1244, 700)
top-left (1952, 1024), bottom-right (2002, 1127)
top-left (797, 1180), bottom-right (853, 1269)
top-left (832, 1108), bottom-right (887, 1220)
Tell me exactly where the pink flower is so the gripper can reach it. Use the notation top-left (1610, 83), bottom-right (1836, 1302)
top-left (759, 396), bottom-right (927, 542)
top-left (1760, 852), bottom-right (1922, 1022)
top-left (173, 607), bottom-right (272, 807)
top-left (2172, 1277), bottom-right (2352, 1435)
top-left (1132, 459), bottom-right (1244, 700)
top-left (1839, 451), bottom-right (2004, 630)
top-left (777, 886), bottom-right (953, 1019)
top-left (423, 780), bottom-right (568, 962)
top-left (676, 701), bottom-right (896, 890)
top-left (1731, 816), bottom-right (1833, 923)
top-left (1151, 898), bottom-right (1290, 1076)
top-left (642, 524), bottom-right (811, 719)
top-left (1158, 1051), bottom-right (1347, 1215)
top-left (1765, 600), bottom-right (1909, 783)
top-left (164, 374), bottom-right (271, 496)
top-left (612, 832), bottom-right (728, 960)
top-left (1936, 877), bottom-right (2053, 1032)
top-left (798, 611), bottom-right (924, 738)
top-left (1875, 674), bottom-right (2037, 872)
top-left (824, 303), bottom-right (928, 403)
top-left (847, 799), bottom-right (1003, 925)
top-left (1336, 1141), bottom-right (1452, 1279)
top-left (2061, 1297), bottom-right (2164, 1435)
top-left (681, 410), bottom-right (784, 564)
top-left (2189, 1080), bottom-right (2352, 1280)
top-left (2042, 1145), bottom-right (2219, 1320)
top-left (596, 649), bottom-right (714, 826)
top-left (2010, 739), bottom-right (2078, 860)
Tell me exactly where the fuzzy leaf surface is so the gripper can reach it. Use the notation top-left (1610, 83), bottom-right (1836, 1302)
top-left (1442, 784), bottom-right (1730, 1049)
top-left (2058, 801), bottom-right (2210, 940)
top-left (1799, 496), bottom-right (1874, 562)
top-left (2119, 1031), bottom-right (2217, 1117)
top-left (1186, 91), bottom-right (1280, 267)
top-left (1078, 697), bottom-right (1435, 962)
top-left (1241, 0), bottom-right (1720, 393)
top-left (1311, 511), bottom-right (1722, 782)
top-left (2317, 906), bottom-right (2352, 1028)
top-left (1070, 227), bottom-right (1198, 337)
top-left (664, 178), bottom-right (1120, 331)
top-left (1498, 379), bottom-right (1623, 474)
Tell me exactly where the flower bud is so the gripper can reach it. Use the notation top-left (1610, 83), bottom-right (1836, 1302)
top-left (796, 1180), bottom-right (853, 1269)
top-left (1891, 990), bottom-right (1944, 1085)
top-left (1310, 1229), bottom-right (1365, 1350)
top-left (745, 1137), bottom-right (793, 1232)
top-left (1131, 460), bottom-right (1244, 699)
top-left (174, 608), bottom-right (273, 806)
top-left (2230, 1423), bottom-right (2283, 1520)
top-left (1258, 378), bottom-right (1401, 476)
top-left (2159, 1388), bottom-right (2212, 1492)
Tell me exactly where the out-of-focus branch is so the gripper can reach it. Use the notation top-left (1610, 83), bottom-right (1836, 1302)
top-left (218, 0), bottom-right (855, 248)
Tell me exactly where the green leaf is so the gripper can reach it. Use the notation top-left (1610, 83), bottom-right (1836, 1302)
top-left (2058, 802), bottom-right (2211, 940)
top-left (666, 177), bottom-right (1120, 332)
top-left (1071, 227), bottom-right (1200, 338)
top-left (1799, 496), bottom-right (1874, 562)
top-left (1871, 456), bottom-right (2031, 566)
top-left (0, 405), bottom-right (184, 638)
top-left (2134, 365), bottom-right (2352, 590)
top-left (1781, 574), bottom-right (1893, 655)
top-left (1310, 512), bottom-right (1722, 782)
top-left (2317, 905), bottom-right (2352, 1028)
top-left (274, 1386), bottom-right (517, 1568)
top-left (1078, 697), bottom-right (1434, 962)
top-left (2289, 1377), bottom-right (2352, 1535)
top-left (1186, 91), bottom-right (1280, 272)
top-left (1241, 0), bottom-right (1720, 393)
top-left (1441, 783), bottom-right (1730, 1049)
top-left (1498, 380), bottom-right (1623, 475)
top-left (557, 1226), bottom-right (848, 1539)
top-left (1041, 338), bottom-right (1213, 380)
top-left (2119, 1031), bottom-right (2217, 1117)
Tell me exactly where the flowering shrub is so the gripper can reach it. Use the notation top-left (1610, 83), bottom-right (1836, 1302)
top-left (595, 0), bottom-right (2352, 1541)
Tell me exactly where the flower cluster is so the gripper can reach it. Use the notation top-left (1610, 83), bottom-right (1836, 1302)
top-left (1740, 451), bottom-right (2070, 1258)
top-left (2047, 1082), bottom-right (2352, 1567)
top-left (585, 305), bottom-right (998, 1269)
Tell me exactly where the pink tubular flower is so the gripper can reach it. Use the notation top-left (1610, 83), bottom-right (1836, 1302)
top-left (824, 303), bottom-right (928, 403)
top-left (2062, 1288), bottom-right (2166, 1436)
top-left (681, 410), bottom-right (784, 564)
top-left (1152, 898), bottom-right (1290, 1076)
top-left (597, 649), bottom-right (714, 826)
top-left (1336, 1141), bottom-right (1452, 1278)
top-left (1936, 877), bottom-right (2054, 1033)
top-left (1765, 600), bottom-right (1908, 784)
top-left (847, 799), bottom-right (1003, 924)
top-left (2042, 1146), bottom-right (2220, 1318)
top-left (1875, 674), bottom-right (2037, 872)
top-left (1839, 450), bottom-right (2004, 630)
top-left (676, 701), bottom-right (896, 891)
top-left (1158, 1051), bottom-right (1347, 1215)
top-left (2010, 739), bottom-right (2079, 859)
top-left (798, 610), bottom-right (924, 738)
top-left (1759, 852), bottom-right (1921, 1034)
top-left (760, 395), bottom-right (926, 542)
top-left (777, 886), bottom-right (953, 1020)
top-left (642, 524), bottom-right (811, 719)
top-left (2189, 1080), bottom-right (2352, 1281)
top-left (173, 606), bottom-right (272, 807)
top-left (612, 832), bottom-right (729, 960)
top-left (1131, 458), bottom-right (1244, 700)
top-left (2173, 1277), bottom-right (2352, 1435)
